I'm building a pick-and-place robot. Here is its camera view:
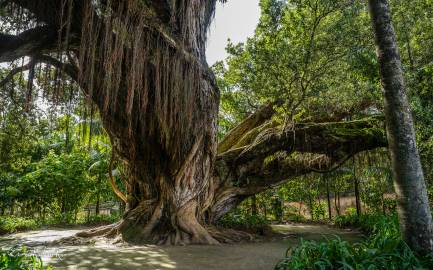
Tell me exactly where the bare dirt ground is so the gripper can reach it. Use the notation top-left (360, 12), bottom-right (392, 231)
top-left (0, 224), bottom-right (362, 270)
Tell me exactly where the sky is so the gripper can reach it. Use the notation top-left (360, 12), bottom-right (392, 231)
top-left (206, 0), bottom-right (261, 65)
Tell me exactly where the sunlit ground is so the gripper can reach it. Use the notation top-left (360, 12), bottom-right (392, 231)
top-left (0, 224), bottom-right (362, 270)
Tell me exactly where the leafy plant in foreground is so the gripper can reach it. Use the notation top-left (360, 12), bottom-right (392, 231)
top-left (275, 214), bottom-right (433, 269)
top-left (0, 246), bottom-right (52, 270)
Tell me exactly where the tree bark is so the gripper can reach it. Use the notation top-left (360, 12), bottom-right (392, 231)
top-left (353, 158), bottom-right (362, 216)
top-left (95, 174), bottom-right (101, 216)
top-left (325, 175), bottom-right (332, 220)
top-left (308, 194), bottom-right (314, 221)
top-left (368, 0), bottom-right (433, 253)
top-left (251, 195), bottom-right (258, 216)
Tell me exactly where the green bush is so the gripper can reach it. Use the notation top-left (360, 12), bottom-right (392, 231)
top-left (285, 212), bottom-right (306, 223)
top-left (218, 212), bottom-right (268, 232)
top-left (0, 216), bottom-right (38, 235)
top-left (0, 246), bottom-right (52, 270)
top-left (45, 213), bottom-right (77, 225)
top-left (275, 213), bottom-right (433, 269)
top-left (311, 201), bottom-right (327, 221)
top-left (335, 210), bottom-right (398, 234)
top-left (80, 214), bottom-right (120, 225)
top-left (274, 236), bottom-right (433, 270)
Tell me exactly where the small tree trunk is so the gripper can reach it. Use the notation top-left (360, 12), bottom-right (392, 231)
top-left (353, 158), bottom-right (362, 216)
top-left (308, 195), bottom-right (314, 220)
top-left (251, 195), bottom-right (258, 215)
top-left (86, 205), bottom-right (90, 222)
top-left (120, 200), bottom-right (126, 215)
top-left (61, 200), bottom-right (65, 214)
top-left (95, 174), bottom-right (101, 216)
top-left (368, 0), bottom-right (433, 253)
top-left (65, 113), bottom-right (71, 152)
top-left (10, 202), bottom-right (14, 216)
top-left (325, 176), bottom-right (332, 220)
top-left (337, 193), bottom-right (341, 215)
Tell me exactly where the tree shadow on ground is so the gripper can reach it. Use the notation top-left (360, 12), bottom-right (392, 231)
top-left (1, 224), bottom-right (362, 270)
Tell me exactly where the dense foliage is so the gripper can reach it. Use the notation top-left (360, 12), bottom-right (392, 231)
top-left (275, 213), bottom-right (433, 269)
top-left (0, 0), bottom-right (432, 267)
top-left (0, 246), bottom-right (51, 270)
top-left (0, 216), bottom-right (38, 235)
top-left (0, 79), bottom-right (124, 229)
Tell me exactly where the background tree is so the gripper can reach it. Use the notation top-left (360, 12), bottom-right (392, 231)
top-left (368, 0), bottom-right (433, 253)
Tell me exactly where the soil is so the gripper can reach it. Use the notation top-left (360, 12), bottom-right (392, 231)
top-left (0, 224), bottom-right (362, 270)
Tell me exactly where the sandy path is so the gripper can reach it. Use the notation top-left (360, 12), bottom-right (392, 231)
top-left (0, 224), bottom-right (361, 270)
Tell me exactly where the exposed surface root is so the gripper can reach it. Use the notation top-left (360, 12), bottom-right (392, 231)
top-left (75, 222), bottom-right (120, 238)
top-left (49, 236), bottom-right (97, 246)
top-left (207, 226), bottom-right (254, 244)
top-left (58, 220), bottom-right (256, 246)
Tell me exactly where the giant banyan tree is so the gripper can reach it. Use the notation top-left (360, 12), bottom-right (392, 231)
top-left (0, 0), bottom-right (386, 244)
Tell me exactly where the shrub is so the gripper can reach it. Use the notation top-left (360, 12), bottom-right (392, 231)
top-left (311, 201), bottom-right (327, 221)
top-left (275, 212), bottom-right (433, 269)
top-left (334, 210), bottom-right (399, 235)
top-left (0, 246), bottom-right (52, 270)
top-left (80, 214), bottom-right (120, 225)
top-left (46, 213), bottom-right (77, 225)
top-left (217, 212), bottom-right (268, 233)
top-left (285, 212), bottom-right (306, 223)
top-left (0, 216), bottom-right (38, 235)
top-left (274, 236), bottom-right (433, 270)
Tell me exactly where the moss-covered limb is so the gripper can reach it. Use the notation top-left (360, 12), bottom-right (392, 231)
top-left (211, 117), bottom-right (387, 221)
top-left (218, 116), bottom-right (386, 165)
top-left (302, 97), bottom-right (378, 123)
top-left (218, 103), bottom-right (276, 154)
top-left (0, 26), bottom-right (59, 62)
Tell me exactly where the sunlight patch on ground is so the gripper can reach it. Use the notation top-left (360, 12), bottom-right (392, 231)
top-left (0, 224), bottom-right (362, 270)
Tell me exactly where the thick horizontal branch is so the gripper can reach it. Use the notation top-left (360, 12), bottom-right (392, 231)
top-left (0, 26), bottom-right (58, 62)
top-left (218, 116), bottom-right (386, 166)
top-left (0, 60), bottom-right (33, 88)
top-left (211, 116), bottom-right (387, 221)
top-left (0, 55), bottom-right (78, 88)
top-left (217, 103), bottom-right (276, 154)
top-left (37, 55), bottom-right (78, 81)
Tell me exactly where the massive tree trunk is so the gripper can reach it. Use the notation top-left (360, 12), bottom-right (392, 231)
top-left (84, 0), bottom-right (221, 244)
top-left (368, 0), bottom-right (433, 253)
top-left (0, 0), bottom-right (387, 245)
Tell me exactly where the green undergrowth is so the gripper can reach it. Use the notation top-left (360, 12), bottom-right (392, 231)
top-left (78, 214), bottom-right (121, 226)
top-left (0, 246), bottom-right (52, 270)
top-left (217, 212), bottom-right (269, 234)
top-left (334, 209), bottom-right (398, 234)
top-left (0, 216), bottom-right (38, 235)
top-left (0, 214), bottom-right (120, 235)
top-left (275, 212), bottom-right (433, 269)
